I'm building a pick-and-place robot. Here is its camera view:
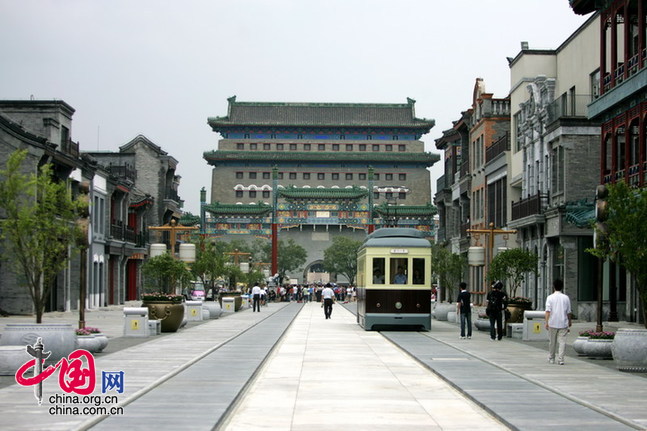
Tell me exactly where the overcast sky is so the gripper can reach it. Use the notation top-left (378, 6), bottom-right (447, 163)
top-left (1, 0), bottom-right (590, 214)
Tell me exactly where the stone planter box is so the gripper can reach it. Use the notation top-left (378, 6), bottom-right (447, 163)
top-left (571, 336), bottom-right (588, 356)
top-left (0, 323), bottom-right (76, 365)
top-left (474, 319), bottom-right (491, 332)
top-left (612, 328), bottom-right (647, 372)
top-left (582, 338), bottom-right (613, 359)
top-left (433, 303), bottom-right (453, 321)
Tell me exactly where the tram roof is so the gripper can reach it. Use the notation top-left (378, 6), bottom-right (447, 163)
top-left (362, 228), bottom-right (431, 248)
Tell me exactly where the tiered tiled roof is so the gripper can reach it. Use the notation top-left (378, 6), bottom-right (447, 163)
top-left (203, 202), bottom-right (273, 215)
top-left (278, 186), bottom-right (368, 200)
top-left (204, 150), bottom-right (439, 165)
top-left (373, 203), bottom-right (437, 217)
top-left (208, 96), bottom-right (434, 130)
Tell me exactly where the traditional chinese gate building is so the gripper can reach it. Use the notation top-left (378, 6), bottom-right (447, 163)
top-left (201, 97), bottom-right (440, 283)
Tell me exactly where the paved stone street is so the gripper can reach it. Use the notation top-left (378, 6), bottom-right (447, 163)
top-left (0, 301), bottom-right (645, 430)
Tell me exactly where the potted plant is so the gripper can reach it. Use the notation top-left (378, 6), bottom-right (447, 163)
top-left (85, 326), bottom-right (108, 352)
top-left (431, 245), bottom-right (466, 321)
top-left (474, 312), bottom-right (491, 331)
top-left (582, 331), bottom-right (615, 359)
top-left (0, 150), bottom-right (86, 362)
top-left (572, 329), bottom-right (593, 355)
top-left (488, 248), bottom-right (538, 323)
top-left (141, 252), bottom-right (191, 332)
top-left (75, 328), bottom-right (101, 353)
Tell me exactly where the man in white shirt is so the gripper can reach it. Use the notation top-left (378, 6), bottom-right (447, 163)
top-left (545, 279), bottom-right (572, 365)
top-left (251, 283), bottom-right (262, 312)
top-left (321, 283), bottom-right (335, 319)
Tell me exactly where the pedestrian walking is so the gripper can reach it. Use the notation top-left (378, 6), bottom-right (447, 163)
top-left (486, 281), bottom-right (508, 340)
top-left (321, 283), bottom-right (335, 319)
top-left (545, 279), bottom-right (572, 365)
top-left (456, 282), bottom-right (472, 339)
top-left (251, 283), bottom-right (262, 312)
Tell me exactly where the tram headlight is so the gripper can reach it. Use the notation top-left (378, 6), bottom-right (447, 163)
top-left (376, 302), bottom-right (381, 308)
top-left (395, 302), bottom-right (403, 310)
top-left (416, 303), bottom-right (421, 309)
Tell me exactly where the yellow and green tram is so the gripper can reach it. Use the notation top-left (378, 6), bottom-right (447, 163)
top-left (356, 228), bottom-right (432, 331)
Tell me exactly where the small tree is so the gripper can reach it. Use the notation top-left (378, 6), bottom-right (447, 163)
top-left (431, 245), bottom-right (466, 302)
top-left (0, 150), bottom-right (86, 323)
top-left (191, 238), bottom-right (227, 298)
top-left (588, 181), bottom-right (647, 328)
top-left (488, 248), bottom-right (538, 299)
top-left (254, 238), bottom-right (307, 284)
top-left (323, 236), bottom-right (362, 285)
top-left (141, 252), bottom-right (192, 295)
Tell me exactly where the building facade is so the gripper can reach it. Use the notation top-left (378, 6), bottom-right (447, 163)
top-left (204, 97), bottom-right (439, 283)
top-left (571, 0), bottom-right (647, 323)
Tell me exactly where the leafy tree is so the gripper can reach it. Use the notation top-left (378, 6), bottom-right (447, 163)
top-left (191, 238), bottom-right (227, 298)
top-left (141, 252), bottom-right (192, 294)
top-left (488, 248), bottom-right (538, 299)
top-left (322, 236), bottom-right (362, 285)
top-left (254, 238), bottom-right (307, 284)
top-left (431, 245), bottom-right (466, 302)
top-left (588, 181), bottom-right (647, 328)
top-left (0, 150), bottom-right (87, 323)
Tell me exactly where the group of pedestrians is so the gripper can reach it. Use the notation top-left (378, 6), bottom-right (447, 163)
top-left (453, 279), bottom-right (572, 365)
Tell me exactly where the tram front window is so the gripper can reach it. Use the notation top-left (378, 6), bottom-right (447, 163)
top-left (372, 258), bottom-right (385, 284)
top-left (412, 258), bottom-right (425, 285)
top-left (390, 258), bottom-right (408, 284)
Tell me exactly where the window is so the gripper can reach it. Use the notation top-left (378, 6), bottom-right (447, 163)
top-left (374, 173), bottom-right (380, 180)
top-left (289, 143), bottom-right (297, 151)
top-left (250, 143), bottom-right (257, 150)
top-left (318, 144), bottom-right (325, 151)
top-left (372, 144), bottom-right (379, 152)
top-left (332, 173), bottom-right (339, 180)
top-left (262, 172), bottom-right (270, 179)
top-left (263, 143), bottom-right (270, 150)
top-left (385, 192), bottom-right (393, 199)
top-left (278, 173), bottom-right (284, 179)
top-left (262, 191), bottom-right (270, 198)
top-left (249, 172), bottom-right (257, 179)
top-left (372, 258), bottom-right (385, 284)
top-left (303, 173), bottom-right (310, 180)
top-left (385, 173), bottom-right (393, 181)
top-left (345, 173), bottom-right (353, 180)
top-left (359, 144), bottom-right (366, 151)
top-left (304, 144), bottom-right (311, 151)
top-left (390, 258), bottom-right (408, 284)
top-left (236, 172), bottom-right (243, 179)
top-left (346, 144), bottom-right (353, 151)
top-left (249, 191), bottom-right (256, 198)
top-left (289, 172), bottom-right (297, 180)
top-left (398, 145), bottom-right (405, 152)
top-left (412, 258), bottom-right (425, 285)
top-left (398, 192), bottom-right (406, 200)
top-left (236, 143), bottom-right (244, 150)
top-left (332, 144), bottom-right (340, 151)
top-left (318, 173), bottom-right (325, 180)
top-left (235, 190), bottom-right (243, 198)
top-left (276, 143), bottom-right (284, 150)
top-left (386, 145), bottom-right (393, 152)
top-left (398, 173), bottom-right (406, 181)
top-left (373, 192), bottom-right (379, 199)
top-left (359, 173), bottom-right (366, 180)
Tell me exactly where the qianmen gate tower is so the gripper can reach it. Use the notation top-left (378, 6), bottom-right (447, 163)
top-left (202, 96), bottom-right (439, 284)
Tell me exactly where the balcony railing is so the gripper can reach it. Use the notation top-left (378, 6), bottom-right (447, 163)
top-left (110, 223), bottom-right (141, 244)
top-left (107, 164), bottom-right (137, 182)
top-left (511, 192), bottom-right (547, 221)
top-left (459, 162), bottom-right (469, 178)
top-left (485, 133), bottom-right (509, 163)
top-left (60, 139), bottom-right (80, 158)
top-left (546, 95), bottom-right (590, 124)
top-left (165, 188), bottom-right (181, 203)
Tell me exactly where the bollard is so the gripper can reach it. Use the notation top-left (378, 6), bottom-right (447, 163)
top-left (123, 307), bottom-right (149, 337)
top-left (222, 297), bottom-right (235, 313)
top-left (523, 310), bottom-right (547, 341)
top-left (185, 300), bottom-right (203, 321)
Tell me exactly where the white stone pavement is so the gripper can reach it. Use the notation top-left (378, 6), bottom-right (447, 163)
top-left (221, 302), bottom-right (508, 431)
